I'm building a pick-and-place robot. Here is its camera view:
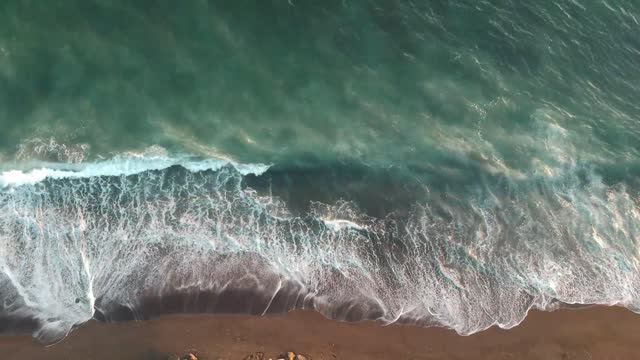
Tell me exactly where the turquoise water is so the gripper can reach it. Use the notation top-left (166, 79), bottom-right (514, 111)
top-left (1, 1), bottom-right (639, 343)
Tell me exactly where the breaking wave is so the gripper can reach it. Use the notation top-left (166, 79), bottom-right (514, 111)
top-left (0, 154), bottom-right (270, 189)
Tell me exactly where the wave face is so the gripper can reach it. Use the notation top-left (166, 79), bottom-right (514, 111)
top-left (1, 157), bottom-right (639, 344)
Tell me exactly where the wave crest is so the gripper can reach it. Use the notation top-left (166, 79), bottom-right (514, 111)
top-left (0, 154), bottom-right (270, 189)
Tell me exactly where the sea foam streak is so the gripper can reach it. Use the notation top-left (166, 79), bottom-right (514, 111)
top-left (1, 156), bottom-right (639, 345)
top-left (0, 155), bottom-right (270, 189)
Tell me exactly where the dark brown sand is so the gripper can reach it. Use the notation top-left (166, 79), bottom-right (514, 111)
top-left (0, 306), bottom-right (637, 359)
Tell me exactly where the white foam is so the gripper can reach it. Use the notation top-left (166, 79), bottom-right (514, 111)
top-left (0, 155), bottom-right (270, 189)
top-left (322, 218), bottom-right (365, 231)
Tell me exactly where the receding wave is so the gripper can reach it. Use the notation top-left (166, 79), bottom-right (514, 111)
top-left (1, 156), bottom-right (639, 344)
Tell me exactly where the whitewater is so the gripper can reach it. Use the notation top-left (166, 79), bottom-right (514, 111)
top-left (1, 151), bottom-right (639, 344)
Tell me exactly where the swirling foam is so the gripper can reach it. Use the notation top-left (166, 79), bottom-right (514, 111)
top-left (0, 160), bottom-right (639, 344)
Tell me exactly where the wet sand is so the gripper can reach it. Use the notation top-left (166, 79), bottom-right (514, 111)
top-left (0, 306), bottom-right (637, 359)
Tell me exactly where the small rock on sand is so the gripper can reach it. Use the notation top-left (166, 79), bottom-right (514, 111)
top-left (244, 352), bottom-right (265, 360)
top-left (278, 352), bottom-right (309, 360)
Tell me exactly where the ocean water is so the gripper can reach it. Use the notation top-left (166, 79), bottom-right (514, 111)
top-left (1, 0), bottom-right (640, 344)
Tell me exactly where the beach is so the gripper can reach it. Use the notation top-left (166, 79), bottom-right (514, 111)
top-left (1, 306), bottom-right (637, 359)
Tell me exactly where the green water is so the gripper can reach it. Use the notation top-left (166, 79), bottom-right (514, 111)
top-left (1, 1), bottom-right (638, 176)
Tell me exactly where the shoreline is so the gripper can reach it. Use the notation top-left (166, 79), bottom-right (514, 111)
top-left (1, 305), bottom-right (638, 359)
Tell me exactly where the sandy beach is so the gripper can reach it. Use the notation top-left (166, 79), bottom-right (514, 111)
top-left (0, 306), bottom-right (637, 359)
